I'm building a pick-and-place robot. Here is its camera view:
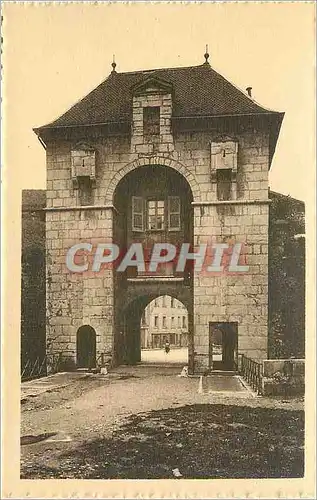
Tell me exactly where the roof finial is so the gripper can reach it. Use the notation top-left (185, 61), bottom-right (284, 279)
top-left (204, 44), bottom-right (210, 65)
top-left (111, 54), bottom-right (117, 74)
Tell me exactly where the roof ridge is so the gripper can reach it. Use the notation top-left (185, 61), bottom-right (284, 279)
top-left (114, 63), bottom-right (206, 76)
top-left (206, 63), bottom-right (284, 114)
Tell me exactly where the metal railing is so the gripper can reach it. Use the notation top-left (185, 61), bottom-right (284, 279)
top-left (21, 356), bottom-right (46, 381)
top-left (22, 351), bottom-right (113, 381)
top-left (21, 353), bottom-right (63, 381)
top-left (239, 354), bottom-right (263, 395)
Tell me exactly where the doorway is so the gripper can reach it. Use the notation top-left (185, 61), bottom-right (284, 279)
top-left (76, 325), bottom-right (96, 368)
top-left (209, 322), bottom-right (238, 371)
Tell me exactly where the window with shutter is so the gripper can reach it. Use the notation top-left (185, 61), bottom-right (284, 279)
top-left (132, 196), bottom-right (144, 232)
top-left (131, 196), bottom-right (181, 232)
top-left (168, 196), bottom-right (181, 231)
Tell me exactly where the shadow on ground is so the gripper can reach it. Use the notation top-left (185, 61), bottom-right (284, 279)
top-left (21, 404), bottom-right (304, 479)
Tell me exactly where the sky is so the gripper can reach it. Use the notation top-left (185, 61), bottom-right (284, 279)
top-left (3, 2), bottom-right (316, 204)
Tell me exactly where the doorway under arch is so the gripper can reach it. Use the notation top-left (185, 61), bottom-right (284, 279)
top-left (112, 162), bottom-right (194, 370)
top-left (76, 325), bottom-right (96, 368)
top-left (116, 291), bottom-right (193, 368)
top-left (140, 295), bottom-right (189, 365)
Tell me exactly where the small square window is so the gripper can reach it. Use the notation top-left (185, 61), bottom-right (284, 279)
top-left (78, 176), bottom-right (93, 206)
top-left (217, 169), bottom-right (232, 201)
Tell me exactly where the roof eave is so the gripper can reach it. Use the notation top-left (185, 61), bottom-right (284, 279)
top-left (34, 110), bottom-right (283, 132)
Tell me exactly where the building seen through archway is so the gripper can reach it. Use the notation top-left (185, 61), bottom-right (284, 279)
top-left (140, 295), bottom-right (189, 364)
top-left (141, 295), bottom-right (188, 349)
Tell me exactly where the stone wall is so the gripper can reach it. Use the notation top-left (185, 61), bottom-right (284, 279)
top-left (262, 359), bottom-right (305, 396)
top-left (175, 130), bottom-right (269, 371)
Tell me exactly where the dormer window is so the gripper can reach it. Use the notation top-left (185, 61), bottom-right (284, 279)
top-left (143, 107), bottom-right (160, 137)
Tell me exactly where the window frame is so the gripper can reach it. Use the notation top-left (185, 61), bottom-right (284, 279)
top-left (146, 198), bottom-right (165, 232)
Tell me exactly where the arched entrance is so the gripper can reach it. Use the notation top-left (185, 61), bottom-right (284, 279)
top-left (76, 325), bottom-right (96, 368)
top-left (118, 292), bottom-right (192, 367)
top-left (112, 163), bottom-right (194, 370)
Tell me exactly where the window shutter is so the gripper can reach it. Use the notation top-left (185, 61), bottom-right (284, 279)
top-left (168, 196), bottom-right (181, 231)
top-left (132, 196), bottom-right (144, 232)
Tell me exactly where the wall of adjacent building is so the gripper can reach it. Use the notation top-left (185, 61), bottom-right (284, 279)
top-left (21, 190), bottom-right (46, 368)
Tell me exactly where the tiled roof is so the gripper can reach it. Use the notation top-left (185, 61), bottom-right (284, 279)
top-left (36, 63), bottom-right (281, 130)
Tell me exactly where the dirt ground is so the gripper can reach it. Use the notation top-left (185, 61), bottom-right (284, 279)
top-left (21, 365), bottom-right (304, 479)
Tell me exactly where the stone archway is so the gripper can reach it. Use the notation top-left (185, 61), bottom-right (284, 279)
top-left (105, 155), bottom-right (201, 205)
top-left (118, 292), bottom-right (193, 366)
top-left (111, 160), bottom-right (195, 372)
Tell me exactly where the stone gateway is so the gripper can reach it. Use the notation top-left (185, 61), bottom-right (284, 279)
top-left (33, 54), bottom-right (284, 374)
